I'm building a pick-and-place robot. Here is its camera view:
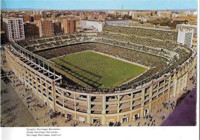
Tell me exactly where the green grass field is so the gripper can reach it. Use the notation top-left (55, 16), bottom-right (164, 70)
top-left (52, 51), bottom-right (147, 88)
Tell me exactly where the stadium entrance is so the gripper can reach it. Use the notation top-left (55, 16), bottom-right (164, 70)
top-left (121, 116), bottom-right (128, 123)
top-left (93, 118), bottom-right (100, 124)
top-left (134, 114), bottom-right (140, 121)
top-left (144, 109), bottom-right (149, 116)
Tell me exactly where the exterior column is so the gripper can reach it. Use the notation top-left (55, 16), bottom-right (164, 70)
top-left (52, 82), bottom-right (56, 111)
top-left (87, 95), bottom-right (91, 124)
top-left (73, 93), bottom-right (77, 120)
top-left (62, 91), bottom-right (65, 114)
top-left (149, 83), bottom-right (153, 113)
top-left (35, 75), bottom-right (39, 92)
top-left (192, 57), bottom-right (196, 77)
top-left (102, 95), bottom-right (106, 125)
top-left (179, 76), bottom-right (183, 94)
top-left (140, 89), bottom-right (145, 118)
top-left (167, 76), bottom-right (172, 100)
top-left (184, 72), bottom-right (188, 89)
top-left (178, 77), bottom-right (182, 95)
top-left (46, 80), bottom-right (49, 100)
top-left (27, 70), bottom-right (31, 87)
top-left (47, 64), bottom-right (50, 76)
top-left (173, 75), bottom-right (178, 97)
top-left (30, 71), bottom-right (34, 89)
top-left (117, 95), bottom-right (120, 122)
top-left (130, 93), bottom-right (133, 121)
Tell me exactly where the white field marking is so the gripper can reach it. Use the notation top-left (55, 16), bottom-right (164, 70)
top-left (51, 50), bottom-right (149, 70)
top-left (89, 50), bottom-right (149, 70)
top-left (50, 50), bottom-right (150, 88)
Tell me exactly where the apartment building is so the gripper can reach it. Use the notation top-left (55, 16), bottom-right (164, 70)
top-left (24, 22), bottom-right (40, 39)
top-left (53, 20), bottom-right (63, 35)
top-left (3, 17), bottom-right (25, 41)
top-left (23, 15), bottom-right (31, 22)
top-left (176, 24), bottom-right (197, 47)
top-left (62, 19), bottom-right (76, 34)
top-left (41, 19), bottom-right (54, 37)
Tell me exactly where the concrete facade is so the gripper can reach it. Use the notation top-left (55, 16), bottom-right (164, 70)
top-left (24, 22), bottom-right (40, 39)
top-left (176, 24), bottom-right (197, 47)
top-left (105, 20), bottom-right (132, 26)
top-left (3, 18), bottom-right (25, 41)
top-left (80, 20), bottom-right (105, 32)
top-left (4, 35), bottom-right (196, 126)
top-left (62, 19), bottom-right (76, 34)
top-left (41, 19), bottom-right (54, 37)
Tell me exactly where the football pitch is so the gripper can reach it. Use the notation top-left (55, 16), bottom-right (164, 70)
top-left (52, 51), bottom-right (147, 88)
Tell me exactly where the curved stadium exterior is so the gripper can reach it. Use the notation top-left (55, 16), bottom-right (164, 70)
top-left (4, 25), bottom-right (196, 125)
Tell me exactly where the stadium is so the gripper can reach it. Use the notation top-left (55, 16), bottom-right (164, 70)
top-left (4, 25), bottom-right (196, 126)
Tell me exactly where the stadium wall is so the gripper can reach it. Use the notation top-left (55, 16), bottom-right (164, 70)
top-left (4, 41), bottom-right (196, 126)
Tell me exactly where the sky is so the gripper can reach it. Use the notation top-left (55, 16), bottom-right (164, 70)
top-left (1, 0), bottom-right (198, 10)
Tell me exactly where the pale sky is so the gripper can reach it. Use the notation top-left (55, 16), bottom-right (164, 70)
top-left (1, 0), bottom-right (198, 10)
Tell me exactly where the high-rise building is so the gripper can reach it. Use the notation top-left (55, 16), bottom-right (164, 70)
top-left (62, 19), bottom-right (76, 34)
top-left (41, 19), bottom-right (54, 37)
top-left (34, 15), bottom-right (41, 21)
top-left (176, 24), bottom-right (197, 47)
top-left (3, 17), bottom-right (25, 41)
top-left (51, 14), bottom-right (56, 19)
top-left (42, 11), bottom-right (47, 18)
top-left (34, 20), bottom-right (43, 37)
top-left (24, 22), bottom-right (39, 39)
top-left (53, 21), bottom-right (63, 35)
top-left (34, 19), bottom-right (54, 37)
top-left (30, 16), bottom-right (34, 22)
top-left (23, 15), bottom-right (31, 23)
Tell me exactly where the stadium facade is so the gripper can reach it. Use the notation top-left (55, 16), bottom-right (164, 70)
top-left (4, 26), bottom-right (196, 126)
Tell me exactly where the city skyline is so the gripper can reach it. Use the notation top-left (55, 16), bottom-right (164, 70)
top-left (1, 0), bottom-right (197, 10)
